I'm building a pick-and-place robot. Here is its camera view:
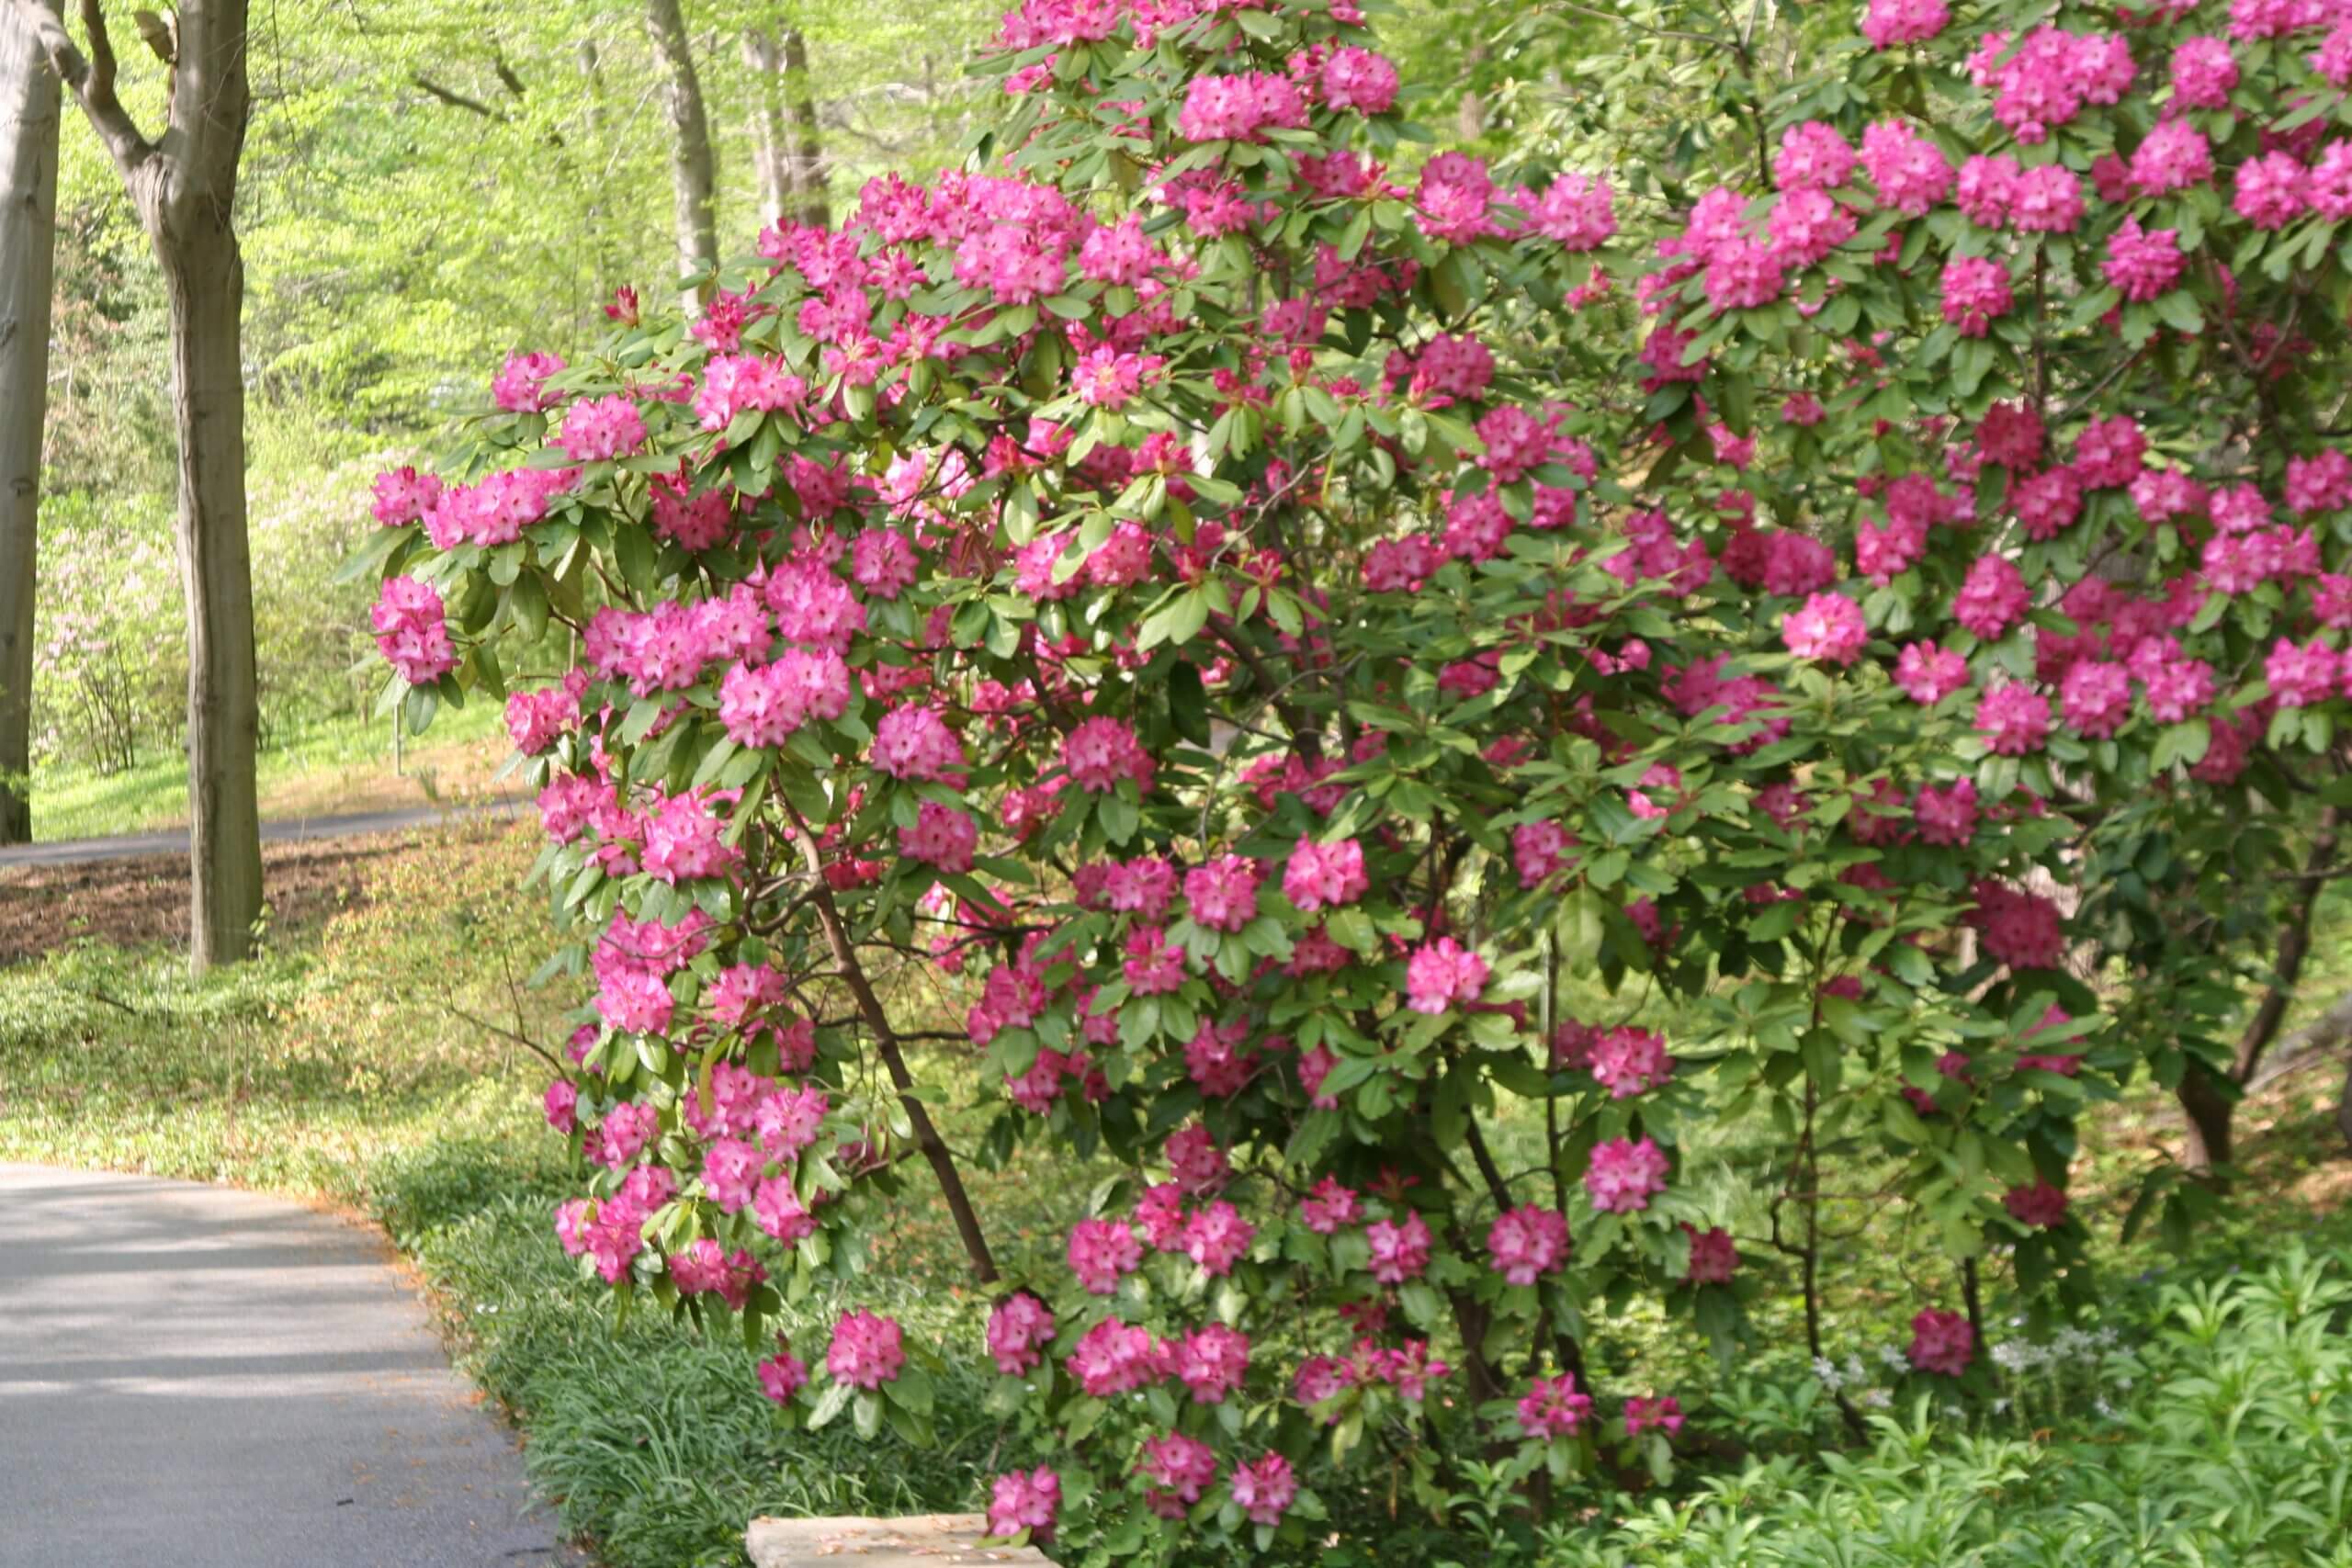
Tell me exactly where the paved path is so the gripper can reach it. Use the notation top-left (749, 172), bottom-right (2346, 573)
top-left (0, 800), bottom-right (526, 871)
top-left (0, 1164), bottom-right (582, 1568)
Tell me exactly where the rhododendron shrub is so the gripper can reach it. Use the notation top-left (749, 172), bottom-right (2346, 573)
top-left (354, 0), bottom-right (2352, 1555)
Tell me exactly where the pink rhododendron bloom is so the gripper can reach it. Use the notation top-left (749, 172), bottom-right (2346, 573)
top-left (1513, 820), bottom-right (1577, 886)
top-left (1062, 717), bottom-right (1153, 794)
top-left (1861, 0), bottom-right (1949, 48)
top-left (1971, 882), bottom-right (2066, 970)
top-left (1907, 1308), bottom-right (1974, 1376)
top-left (2105, 217), bottom-right (2187, 301)
top-left (1300, 1176), bottom-right (1361, 1233)
top-left (2131, 119), bottom-right (2213, 193)
top-left (1939, 255), bottom-right (2013, 335)
top-left (1366, 1210), bottom-right (1433, 1282)
top-left (756, 1348), bottom-right (808, 1404)
top-left (1586, 1136), bottom-right (1670, 1213)
top-left (1782, 592), bottom-right (1868, 663)
top-left (1683, 1224), bottom-right (1739, 1283)
top-left (1528, 173), bottom-right (1617, 249)
top-left (1859, 120), bottom-right (1954, 214)
top-left (2060, 660), bottom-right (2132, 737)
top-left (1228, 1453), bottom-right (1297, 1527)
top-left (1589, 1025), bottom-right (1674, 1097)
top-left (2169, 36), bottom-right (2240, 109)
top-left (986, 1292), bottom-right (1057, 1376)
top-left (871, 705), bottom-right (964, 783)
top-left (826, 1310), bottom-right (906, 1389)
top-left (371, 577), bottom-right (458, 684)
top-left (554, 394), bottom-right (647, 461)
top-left (1517, 1373), bottom-right (1594, 1438)
top-left (1138, 1432), bottom-right (1217, 1514)
top-left (1625, 1394), bottom-right (1685, 1436)
top-left (1066, 1318), bottom-right (1167, 1397)
top-left (1895, 641), bottom-right (1970, 705)
top-left (1954, 555), bottom-right (2031, 637)
top-left (986, 1466), bottom-right (1059, 1540)
top-left (492, 349), bottom-right (565, 412)
top-left (1914, 777), bottom-right (1980, 845)
top-left (1405, 936), bottom-right (1488, 1014)
top-left (898, 801), bottom-right (979, 874)
top-left (1487, 1204), bottom-right (1570, 1285)
top-left (2002, 1181), bottom-right (2070, 1227)
top-left (1175, 1323), bottom-right (1251, 1403)
top-left (1181, 1200), bottom-right (1256, 1276)
top-left (2234, 151), bottom-right (2310, 229)
top-left (751, 1177), bottom-right (817, 1245)
top-left (1068, 1216), bottom-right (1143, 1294)
top-left (1283, 837), bottom-right (1367, 911)
top-left (1976, 682), bottom-right (2052, 755)
top-left (1321, 46), bottom-right (1399, 113)
top-left (2268, 637), bottom-right (2346, 706)
top-left (1185, 854), bottom-right (1264, 931)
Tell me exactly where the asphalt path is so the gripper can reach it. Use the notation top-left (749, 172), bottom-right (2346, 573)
top-left (0, 800), bottom-right (526, 871)
top-left (0, 1163), bottom-right (582, 1567)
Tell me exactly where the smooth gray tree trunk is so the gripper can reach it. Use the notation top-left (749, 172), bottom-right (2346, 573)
top-left (15, 0), bottom-right (261, 970)
top-left (781, 27), bottom-right (825, 227)
top-left (741, 27), bottom-right (789, 227)
top-left (0, 6), bottom-right (57, 845)
top-left (643, 0), bottom-right (717, 309)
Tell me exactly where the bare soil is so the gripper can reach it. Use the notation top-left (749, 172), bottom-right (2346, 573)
top-left (0, 831), bottom-right (431, 966)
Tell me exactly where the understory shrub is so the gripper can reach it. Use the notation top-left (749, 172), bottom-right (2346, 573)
top-left (353, 0), bottom-right (2352, 1556)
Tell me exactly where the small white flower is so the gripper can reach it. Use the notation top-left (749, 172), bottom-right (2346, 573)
top-left (1862, 1389), bottom-right (1893, 1408)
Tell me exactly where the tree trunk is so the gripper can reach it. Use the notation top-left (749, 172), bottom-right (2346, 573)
top-left (741, 27), bottom-right (788, 227)
top-left (2177, 1065), bottom-right (2234, 1175)
top-left (781, 27), bottom-right (825, 227)
top-left (153, 220), bottom-right (261, 971)
top-left (2177, 808), bottom-right (2340, 1183)
top-left (0, 6), bottom-right (58, 845)
top-left (16, 0), bottom-right (263, 969)
top-left (643, 0), bottom-right (717, 309)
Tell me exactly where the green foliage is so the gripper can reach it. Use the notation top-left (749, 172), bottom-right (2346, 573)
top-left (1510, 1249), bottom-right (2352, 1568)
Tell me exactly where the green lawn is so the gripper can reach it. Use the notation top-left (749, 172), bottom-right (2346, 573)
top-left (28, 701), bottom-right (507, 842)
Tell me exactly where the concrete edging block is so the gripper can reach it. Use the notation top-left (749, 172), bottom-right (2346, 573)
top-left (746, 1514), bottom-right (1050, 1565)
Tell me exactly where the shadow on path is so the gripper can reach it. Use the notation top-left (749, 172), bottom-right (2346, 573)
top-left (0, 1163), bottom-right (584, 1568)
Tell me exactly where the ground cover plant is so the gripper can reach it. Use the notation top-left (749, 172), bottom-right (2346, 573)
top-left (345, 0), bottom-right (2352, 1557)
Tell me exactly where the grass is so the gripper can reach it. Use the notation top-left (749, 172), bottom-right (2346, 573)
top-left (28, 700), bottom-right (512, 841)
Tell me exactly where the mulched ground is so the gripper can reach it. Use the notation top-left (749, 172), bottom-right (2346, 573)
top-left (0, 834), bottom-right (424, 966)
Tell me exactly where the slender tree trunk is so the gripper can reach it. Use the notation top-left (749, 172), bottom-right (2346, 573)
top-left (781, 27), bottom-right (825, 227)
top-left (741, 27), bottom-right (788, 227)
top-left (155, 222), bottom-right (261, 970)
top-left (0, 6), bottom-right (58, 845)
top-left (16, 0), bottom-right (262, 970)
top-left (642, 0), bottom-right (716, 309)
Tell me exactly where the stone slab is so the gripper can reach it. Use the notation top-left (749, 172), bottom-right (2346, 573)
top-left (747, 1514), bottom-right (1049, 1565)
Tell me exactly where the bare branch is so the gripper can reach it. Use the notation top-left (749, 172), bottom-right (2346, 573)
top-left (410, 70), bottom-right (506, 121)
top-left (9, 0), bottom-right (153, 174)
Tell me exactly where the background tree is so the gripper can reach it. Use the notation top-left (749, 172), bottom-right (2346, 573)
top-left (15, 0), bottom-right (261, 970)
top-left (644, 0), bottom-right (718, 305)
top-left (0, 4), bottom-right (57, 845)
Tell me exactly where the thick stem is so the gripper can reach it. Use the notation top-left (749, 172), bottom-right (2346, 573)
top-left (788, 813), bottom-right (999, 1283)
top-left (2178, 807), bottom-right (2340, 1180)
top-left (0, 4), bottom-right (59, 845)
